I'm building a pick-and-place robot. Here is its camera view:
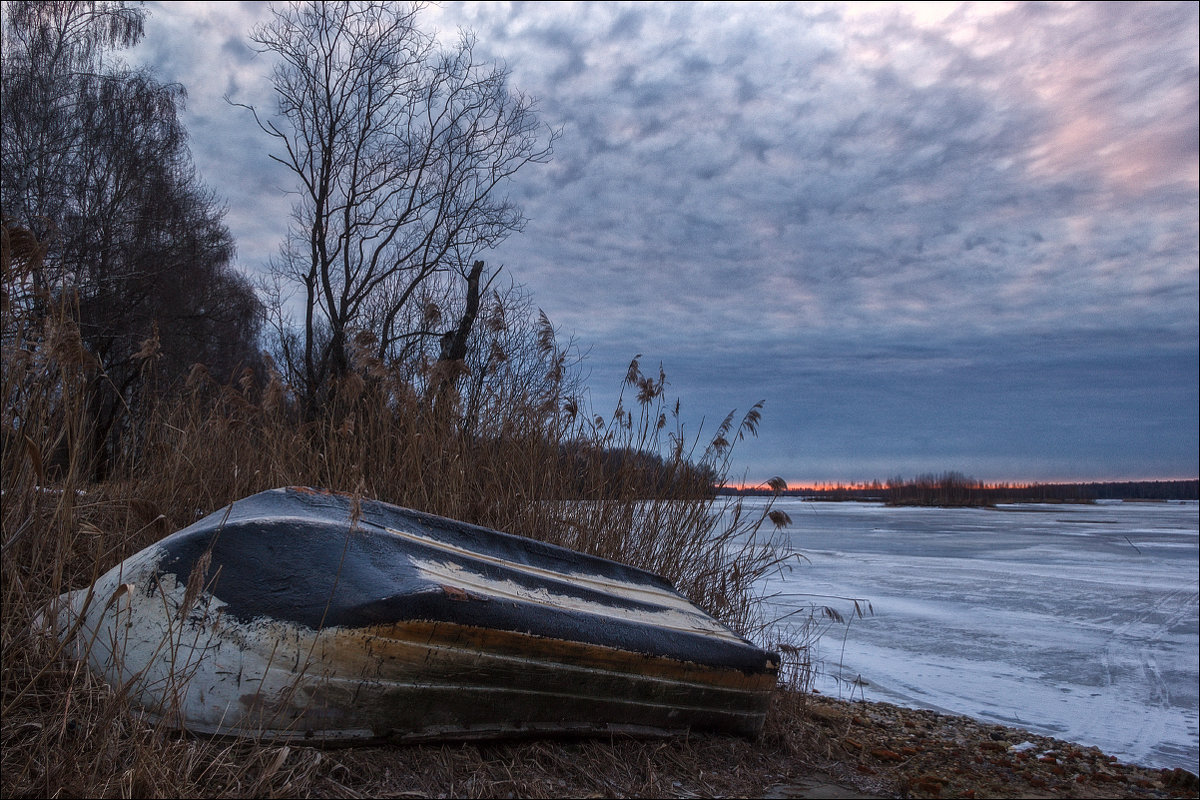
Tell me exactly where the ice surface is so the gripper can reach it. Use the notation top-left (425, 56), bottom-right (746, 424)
top-left (740, 498), bottom-right (1199, 773)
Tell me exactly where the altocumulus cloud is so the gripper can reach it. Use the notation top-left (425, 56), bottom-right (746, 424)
top-left (136, 1), bottom-right (1199, 484)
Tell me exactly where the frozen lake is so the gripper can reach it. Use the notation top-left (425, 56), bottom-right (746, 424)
top-left (738, 497), bottom-right (1199, 774)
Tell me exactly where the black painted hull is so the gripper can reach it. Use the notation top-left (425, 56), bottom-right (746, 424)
top-left (51, 487), bottom-right (779, 741)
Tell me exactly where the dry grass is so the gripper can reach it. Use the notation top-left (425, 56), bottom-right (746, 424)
top-left (2, 225), bottom-right (813, 798)
top-left (2, 687), bottom-right (836, 799)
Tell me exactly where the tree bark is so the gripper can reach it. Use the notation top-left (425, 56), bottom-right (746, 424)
top-left (439, 260), bottom-right (486, 365)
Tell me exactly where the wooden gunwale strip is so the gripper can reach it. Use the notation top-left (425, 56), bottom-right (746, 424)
top-left (283, 667), bottom-right (770, 720)
top-left (318, 621), bottom-right (777, 691)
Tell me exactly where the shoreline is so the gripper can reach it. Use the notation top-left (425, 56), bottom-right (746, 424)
top-left (808, 682), bottom-right (1199, 777)
top-left (790, 693), bottom-right (1200, 799)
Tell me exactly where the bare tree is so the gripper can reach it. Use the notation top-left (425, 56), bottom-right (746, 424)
top-left (242, 1), bottom-right (557, 409)
top-left (2, 1), bottom-right (262, 477)
top-left (0, 0), bottom-right (145, 300)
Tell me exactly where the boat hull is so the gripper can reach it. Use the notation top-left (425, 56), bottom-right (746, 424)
top-left (51, 487), bottom-right (778, 741)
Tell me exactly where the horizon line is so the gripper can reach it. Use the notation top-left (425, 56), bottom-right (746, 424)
top-left (728, 476), bottom-right (1200, 492)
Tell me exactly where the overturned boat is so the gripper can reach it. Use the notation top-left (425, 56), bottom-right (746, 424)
top-left (50, 487), bottom-right (779, 742)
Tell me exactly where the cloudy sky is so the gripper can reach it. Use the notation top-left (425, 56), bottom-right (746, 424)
top-left (131, 1), bottom-right (1199, 486)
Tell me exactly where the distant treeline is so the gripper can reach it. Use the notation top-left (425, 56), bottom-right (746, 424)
top-left (720, 473), bottom-right (1199, 505)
